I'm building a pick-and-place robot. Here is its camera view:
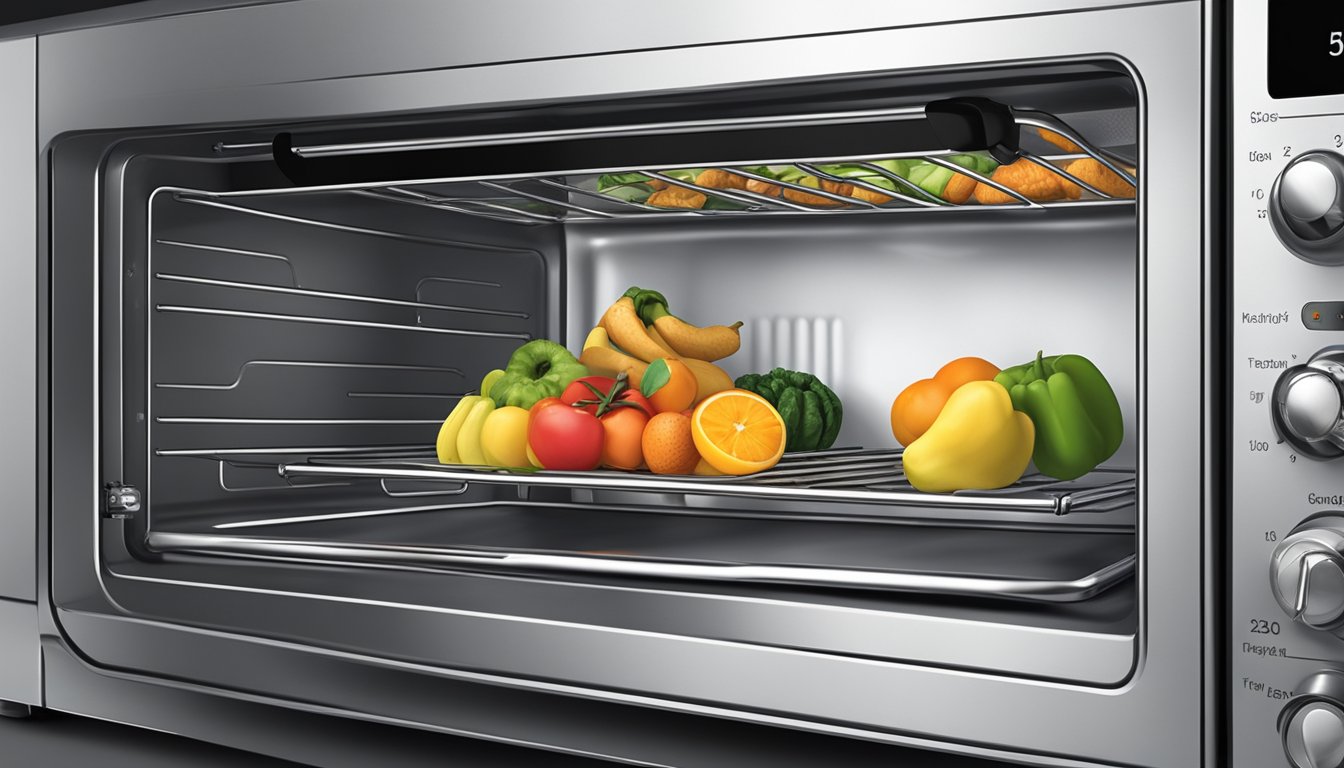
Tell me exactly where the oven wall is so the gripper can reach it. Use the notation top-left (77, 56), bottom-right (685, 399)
top-left (566, 211), bottom-right (1138, 458)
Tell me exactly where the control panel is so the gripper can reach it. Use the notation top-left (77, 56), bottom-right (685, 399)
top-left (1236, 2), bottom-right (1344, 765)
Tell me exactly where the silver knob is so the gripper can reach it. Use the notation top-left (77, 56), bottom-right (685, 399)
top-left (1274, 349), bottom-right (1344, 459)
top-left (1281, 672), bottom-right (1344, 768)
top-left (1273, 517), bottom-right (1344, 630)
top-left (1272, 151), bottom-right (1344, 265)
top-left (1284, 160), bottom-right (1342, 222)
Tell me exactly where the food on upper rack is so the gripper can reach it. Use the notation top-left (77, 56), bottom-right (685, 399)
top-left (994, 351), bottom-right (1124, 481)
top-left (783, 176), bottom-right (854, 207)
top-left (488, 339), bottom-right (589, 409)
top-left (1036, 127), bottom-right (1084, 154)
top-left (1064, 158), bottom-right (1137, 199)
top-left (890, 356), bottom-right (1001, 446)
top-left (902, 380), bottom-right (1035, 493)
top-left (909, 154), bottom-right (999, 204)
top-left (974, 157), bottom-right (1082, 205)
top-left (694, 168), bottom-right (749, 190)
top-left (436, 395), bottom-right (484, 464)
top-left (647, 187), bottom-right (708, 209)
top-left (735, 368), bottom-right (843, 452)
top-left (528, 398), bottom-right (605, 471)
top-left (691, 389), bottom-right (787, 475)
top-left (628, 287), bottom-right (743, 362)
top-left (643, 412), bottom-right (702, 475)
top-left (479, 405), bottom-right (532, 468)
top-left (746, 177), bottom-right (782, 197)
top-left (455, 397), bottom-right (496, 465)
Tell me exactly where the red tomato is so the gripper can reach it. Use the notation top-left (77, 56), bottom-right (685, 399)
top-left (529, 397), bottom-right (563, 417)
top-left (599, 406), bottom-right (649, 470)
top-left (560, 376), bottom-right (616, 415)
top-left (528, 404), bottom-right (603, 470)
top-left (612, 389), bottom-right (655, 419)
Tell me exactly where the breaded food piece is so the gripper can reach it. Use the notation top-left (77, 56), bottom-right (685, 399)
top-left (1037, 128), bottom-right (1083, 154)
top-left (849, 185), bottom-right (894, 204)
top-left (694, 169), bottom-right (748, 190)
top-left (745, 178), bottom-right (782, 197)
top-left (974, 158), bottom-right (1082, 205)
top-left (1064, 158), bottom-right (1136, 199)
top-left (647, 187), bottom-right (707, 209)
top-left (647, 179), bottom-right (669, 191)
top-left (782, 178), bottom-right (854, 207)
top-left (942, 171), bottom-right (978, 204)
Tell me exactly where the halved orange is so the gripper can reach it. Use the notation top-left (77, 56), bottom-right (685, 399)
top-left (690, 389), bottom-right (786, 475)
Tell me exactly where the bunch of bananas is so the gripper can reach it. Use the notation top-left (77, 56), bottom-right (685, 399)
top-left (580, 287), bottom-right (737, 403)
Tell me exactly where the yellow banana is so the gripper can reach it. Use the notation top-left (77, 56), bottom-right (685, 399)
top-left (682, 357), bottom-right (734, 403)
top-left (436, 395), bottom-right (483, 464)
top-left (650, 314), bottom-right (742, 362)
top-left (580, 345), bottom-right (648, 388)
top-left (455, 398), bottom-right (495, 466)
top-left (600, 297), bottom-right (668, 364)
top-left (582, 326), bottom-right (610, 351)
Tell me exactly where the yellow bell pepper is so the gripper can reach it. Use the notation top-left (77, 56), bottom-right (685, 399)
top-left (902, 380), bottom-right (1035, 493)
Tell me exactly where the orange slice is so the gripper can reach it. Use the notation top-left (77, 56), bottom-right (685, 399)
top-left (690, 389), bottom-right (786, 475)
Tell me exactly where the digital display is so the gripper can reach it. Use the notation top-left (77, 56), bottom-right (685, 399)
top-left (1268, 1), bottom-right (1344, 98)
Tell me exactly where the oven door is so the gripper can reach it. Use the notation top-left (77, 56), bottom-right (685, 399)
top-left (43, 2), bottom-right (1210, 766)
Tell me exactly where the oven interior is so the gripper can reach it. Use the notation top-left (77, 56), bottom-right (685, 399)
top-left (97, 60), bottom-right (1142, 668)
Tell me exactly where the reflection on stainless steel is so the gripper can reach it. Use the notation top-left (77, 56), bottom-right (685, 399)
top-left (146, 530), bottom-right (1135, 602)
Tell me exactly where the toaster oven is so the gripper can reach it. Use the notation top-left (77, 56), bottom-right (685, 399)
top-left (0, 0), bottom-right (1320, 765)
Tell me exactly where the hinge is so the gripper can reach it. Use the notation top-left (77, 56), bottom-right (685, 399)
top-left (103, 482), bottom-right (141, 519)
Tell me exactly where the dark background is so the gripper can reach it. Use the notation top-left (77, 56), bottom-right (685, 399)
top-left (0, 1), bottom-right (152, 26)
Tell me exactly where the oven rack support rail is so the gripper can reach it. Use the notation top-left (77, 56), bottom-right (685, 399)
top-left (275, 447), bottom-right (1137, 518)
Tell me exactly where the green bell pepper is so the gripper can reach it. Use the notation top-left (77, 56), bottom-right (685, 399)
top-left (993, 351), bottom-right (1124, 481)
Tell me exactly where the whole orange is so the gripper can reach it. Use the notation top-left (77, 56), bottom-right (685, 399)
top-left (934, 356), bottom-right (1001, 390)
top-left (642, 412), bottom-right (701, 475)
top-left (599, 406), bottom-right (649, 470)
top-left (648, 358), bottom-right (697, 413)
top-left (890, 377), bottom-right (955, 447)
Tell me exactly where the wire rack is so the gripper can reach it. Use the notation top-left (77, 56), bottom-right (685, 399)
top-left (274, 447), bottom-right (1136, 519)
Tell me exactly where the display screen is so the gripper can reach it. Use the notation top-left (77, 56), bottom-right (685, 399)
top-left (1268, 1), bottom-right (1344, 98)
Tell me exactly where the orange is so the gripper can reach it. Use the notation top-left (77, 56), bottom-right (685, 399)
top-left (649, 358), bottom-right (697, 413)
top-left (690, 389), bottom-right (786, 475)
top-left (935, 357), bottom-right (1001, 390)
top-left (641, 412), bottom-right (700, 475)
top-left (890, 377), bottom-right (955, 446)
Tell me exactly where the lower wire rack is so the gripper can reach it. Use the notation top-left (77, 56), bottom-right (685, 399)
top-left (276, 446), bottom-right (1136, 518)
top-left (147, 447), bottom-right (1138, 602)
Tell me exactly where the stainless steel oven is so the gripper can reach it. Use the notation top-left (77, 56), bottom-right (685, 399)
top-left (0, 0), bottom-right (1315, 766)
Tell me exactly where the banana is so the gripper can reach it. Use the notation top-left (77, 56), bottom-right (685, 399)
top-left (682, 357), bottom-right (735, 403)
top-left (579, 324), bottom-right (649, 386)
top-left (455, 398), bottom-right (495, 466)
top-left (651, 314), bottom-right (743, 362)
top-left (583, 326), bottom-right (610, 351)
top-left (436, 395), bottom-right (483, 464)
top-left (647, 326), bottom-right (733, 403)
top-left (600, 297), bottom-right (668, 364)
top-left (479, 368), bottom-right (506, 399)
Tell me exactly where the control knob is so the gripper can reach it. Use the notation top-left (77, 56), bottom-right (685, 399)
top-left (1272, 516), bottom-right (1344, 630)
top-left (1272, 151), bottom-right (1344, 265)
top-left (1273, 348), bottom-right (1344, 459)
top-left (1281, 671), bottom-right (1344, 768)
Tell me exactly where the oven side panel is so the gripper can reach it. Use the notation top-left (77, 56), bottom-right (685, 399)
top-left (0, 36), bottom-right (37, 605)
